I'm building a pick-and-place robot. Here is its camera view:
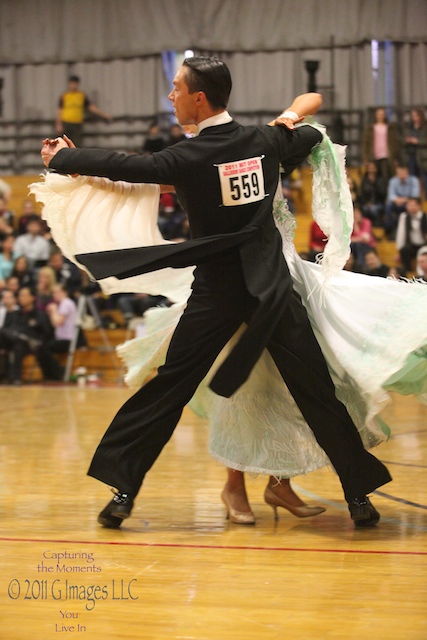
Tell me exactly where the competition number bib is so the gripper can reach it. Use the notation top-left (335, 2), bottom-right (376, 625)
top-left (216, 156), bottom-right (266, 206)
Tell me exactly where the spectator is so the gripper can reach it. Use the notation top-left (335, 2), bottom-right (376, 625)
top-left (56, 75), bottom-right (112, 148)
top-left (17, 199), bottom-right (49, 236)
top-left (35, 266), bottom-right (56, 312)
top-left (13, 218), bottom-right (51, 268)
top-left (0, 234), bottom-right (15, 284)
top-left (350, 206), bottom-right (376, 267)
top-left (403, 107), bottom-right (427, 194)
top-left (358, 161), bottom-right (387, 227)
top-left (166, 123), bottom-right (186, 146)
top-left (48, 251), bottom-right (82, 298)
top-left (11, 256), bottom-right (34, 289)
top-left (395, 197), bottom-right (427, 273)
top-left (0, 289), bottom-right (18, 381)
top-left (416, 249), bottom-right (427, 281)
top-left (0, 195), bottom-right (14, 240)
top-left (0, 288), bottom-right (18, 329)
top-left (384, 165), bottom-right (420, 238)
top-left (362, 106), bottom-right (400, 180)
top-left (142, 122), bottom-right (165, 155)
top-left (4, 276), bottom-right (20, 295)
top-left (45, 283), bottom-right (78, 365)
top-left (363, 248), bottom-right (392, 278)
top-left (0, 286), bottom-right (61, 384)
top-left (346, 175), bottom-right (359, 206)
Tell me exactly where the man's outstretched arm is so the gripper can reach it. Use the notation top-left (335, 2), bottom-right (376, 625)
top-left (269, 92), bottom-right (323, 128)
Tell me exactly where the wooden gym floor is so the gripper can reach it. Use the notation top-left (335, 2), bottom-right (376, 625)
top-left (0, 384), bottom-right (426, 639)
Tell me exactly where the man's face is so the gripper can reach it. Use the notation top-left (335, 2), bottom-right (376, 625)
top-left (168, 67), bottom-right (198, 125)
top-left (397, 167), bottom-right (409, 181)
top-left (18, 288), bottom-right (34, 309)
top-left (27, 220), bottom-right (41, 236)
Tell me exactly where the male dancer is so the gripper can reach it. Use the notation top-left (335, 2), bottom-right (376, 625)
top-left (42, 56), bottom-right (391, 528)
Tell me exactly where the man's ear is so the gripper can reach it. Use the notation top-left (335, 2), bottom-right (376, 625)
top-left (195, 91), bottom-right (205, 105)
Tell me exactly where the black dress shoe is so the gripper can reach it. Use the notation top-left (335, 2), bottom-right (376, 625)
top-left (98, 492), bottom-right (134, 528)
top-left (348, 496), bottom-right (380, 527)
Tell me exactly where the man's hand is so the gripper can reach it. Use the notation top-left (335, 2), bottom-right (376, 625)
top-left (273, 114), bottom-right (305, 130)
top-left (41, 135), bottom-right (76, 167)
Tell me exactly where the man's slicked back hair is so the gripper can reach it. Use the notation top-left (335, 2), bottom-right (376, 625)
top-left (183, 56), bottom-right (232, 110)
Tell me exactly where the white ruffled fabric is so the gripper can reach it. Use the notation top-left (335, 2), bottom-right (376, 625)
top-left (29, 135), bottom-right (427, 477)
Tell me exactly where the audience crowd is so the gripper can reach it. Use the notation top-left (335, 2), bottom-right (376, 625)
top-left (0, 110), bottom-right (426, 383)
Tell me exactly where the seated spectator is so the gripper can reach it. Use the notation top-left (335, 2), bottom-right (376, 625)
top-left (11, 255), bottom-right (35, 289)
top-left (350, 206), bottom-right (376, 268)
top-left (395, 197), bottom-right (427, 273)
top-left (167, 123), bottom-right (186, 146)
top-left (347, 175), bottom-right (359, 206)
top-left (48, 251), bottom-right (82, 298)
top-left (17, 199), bottom-right (49, 236)
top-left (0, 288), bottom-right (18, 329)
top-left (45, 283), bottom-right (78, 360)
top-left (0, 286), bottom-right (62, 384)
top-left (0, 195), bottom-right (14, 240)
top-left (363, 248), bottom-right (392, 278)
top-left (0, 289), bottom-right (19, 381)
top-left (384, 165), bottom-right (420, 238)
top-left (358, 161), bottom-right (387, 227)
top-left (13, 218), bottom-right (51, 269)
top-left (416, 248), bottom-right (427, 281)
top-left (0, 234), bottom-right (15, 286)
top-left (308, 220), bottom-right (328, 261)
top-left (142, 122), bottom-right (165, 155)
top-left (4, 276), bottom-right (20, 295)
top-left (35, 266), bottom-right (56, 312)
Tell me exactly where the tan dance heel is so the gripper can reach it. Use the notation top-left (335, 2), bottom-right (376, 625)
top-left (221, 489), bottom-right (256, 525)
top-left (264, 486), bottom-right (326, 520)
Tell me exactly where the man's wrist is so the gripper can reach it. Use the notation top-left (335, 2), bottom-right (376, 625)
top-left (280, 110), bottom-right (299, 121)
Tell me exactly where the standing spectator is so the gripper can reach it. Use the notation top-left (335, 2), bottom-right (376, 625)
top-left (403, 107), bottom-right (427, 198)
top-left (362, 107), bottom-right (400, 181)
top-left (403, 108), bottom-right (427, 178)
top-left (395, 197), bottom-right (427, 273)
top-left (358, 162), bottom-right (387, 227)
top-left (142, 122), bottom-right (165, 155)
top-left (384, 165), bottom-right (420, 238)
top-left (350, 206), bottom-right (376, 267)
top-left (48, 251), bottom-right (82, 298)
top-left (13, 218), bottom-right (51, 269)
top-left (56, 75), bottom-right (112, 148)
top-left (0, 234), bottom-right (15, 284)
top-left (0, 195), bottom-right (14, 240)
